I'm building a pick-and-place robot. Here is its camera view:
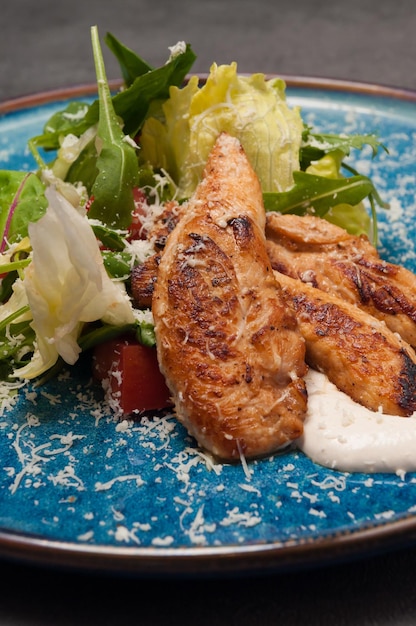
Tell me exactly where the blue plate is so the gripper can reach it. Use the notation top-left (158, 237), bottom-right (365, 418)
top-left (0, 78), bottom-right (416, 577)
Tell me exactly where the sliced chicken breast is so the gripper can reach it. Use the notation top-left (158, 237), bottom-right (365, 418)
top-left (152, 133), bottom-right (308, 461)
top-left (266, 213), bottom-right (416, 349)
top-left (274, 270), bottom-right (416, 416)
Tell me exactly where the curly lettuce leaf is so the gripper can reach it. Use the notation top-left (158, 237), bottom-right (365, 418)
top-left (140, 62), bottom-right (304, 198)
top-left (16, 187), bottom-right (135, 380)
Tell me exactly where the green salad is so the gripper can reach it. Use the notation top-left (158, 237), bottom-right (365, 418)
top-left (0, 25), bottom-right (387, 387)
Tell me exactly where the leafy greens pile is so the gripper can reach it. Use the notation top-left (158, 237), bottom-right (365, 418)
top-left (0, 25), bottom-right (387, 385)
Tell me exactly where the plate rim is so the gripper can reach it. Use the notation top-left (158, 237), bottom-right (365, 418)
top-left (1, 75), bottom-right (416, 577)
top-left (2, 512), bottom-right (416, 577)
top-left (1, 75), bottom-right (416, 114)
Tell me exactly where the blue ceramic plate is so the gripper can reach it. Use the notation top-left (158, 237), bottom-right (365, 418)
top-left (0, 78), bottom-right (416, 577)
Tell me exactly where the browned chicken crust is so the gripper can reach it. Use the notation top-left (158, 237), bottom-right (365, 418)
top-left (266, 213), bottom-right (416, 348)
top-left (131, 253), bottom-right (161, 309)
top-left (152, 133), bottom-right (308, 461)
top-left (274, 270), bottom-right (416, 416)
top-left (144, 200), bottom-right (184, 249)
top-left (131, 202), bottom-right (184, 308)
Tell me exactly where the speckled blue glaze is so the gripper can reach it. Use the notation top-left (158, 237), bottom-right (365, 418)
top-left (0, 83), bottom-right (415, 570)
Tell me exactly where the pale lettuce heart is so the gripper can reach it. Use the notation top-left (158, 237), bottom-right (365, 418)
top-left (140, 62), bottom-right (303, 199)
top-left (17, 187), bottom-right (135, 379)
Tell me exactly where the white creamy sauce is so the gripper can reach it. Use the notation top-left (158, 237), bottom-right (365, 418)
top-left (298, 369), bottom-right (416, 476)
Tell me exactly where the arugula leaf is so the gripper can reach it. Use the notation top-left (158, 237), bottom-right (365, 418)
top-left (104, 31), bottom-right (153, 86)
top-left (78, 322), bottom-right (136, 352)
top-left (65, 140), bottom-right (98, 192)
top-left (78, 319), bottom-right (155, 351)
top-left (44, 101), bottom-right (90, 145)
top-left (136, 322), bottom-right (156, 347)
top-left (85, 42), bottom-right (197, 138)
top-left (263, 171), bottom-right (377, 216)
top-left (28, 102), bottom-right (92, 162)
top-left (0, 171), bottom-right (47, 249)
top-left (87, 26), bottom-right (140, 229)
top-left (101, 250), bottom-right (131, 278)
top-left (90, 222), bottom-right (126, 250)
top-left (29, 39), bottom-right (196, 177)
top-left (300, 128), bottom-right (388, 170)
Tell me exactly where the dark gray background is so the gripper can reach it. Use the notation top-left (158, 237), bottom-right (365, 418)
top-left (1, 0), bottom-right (416, 624)
top-left (2, 0), bottom-right (416, 100)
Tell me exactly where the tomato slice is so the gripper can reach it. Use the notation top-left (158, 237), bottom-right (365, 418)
top-left (92, 335), bottom-right (172, 415)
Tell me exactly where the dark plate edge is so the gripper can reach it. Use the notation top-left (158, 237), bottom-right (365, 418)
top-left (2, 513), bottom-right (416, 578)
top-left (1, 75), bottom-right (416, 114)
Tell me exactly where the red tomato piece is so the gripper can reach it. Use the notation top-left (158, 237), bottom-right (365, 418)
top-left (92, 336), bottom-right (172, 415)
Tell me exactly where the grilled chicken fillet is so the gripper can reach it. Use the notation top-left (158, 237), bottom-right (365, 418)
top-left (266, 213), bottom-right (416, 348)
top-left (152, 133), bottom-right (308, 461)
top-left (275, 270), bottom-right (416, 416)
